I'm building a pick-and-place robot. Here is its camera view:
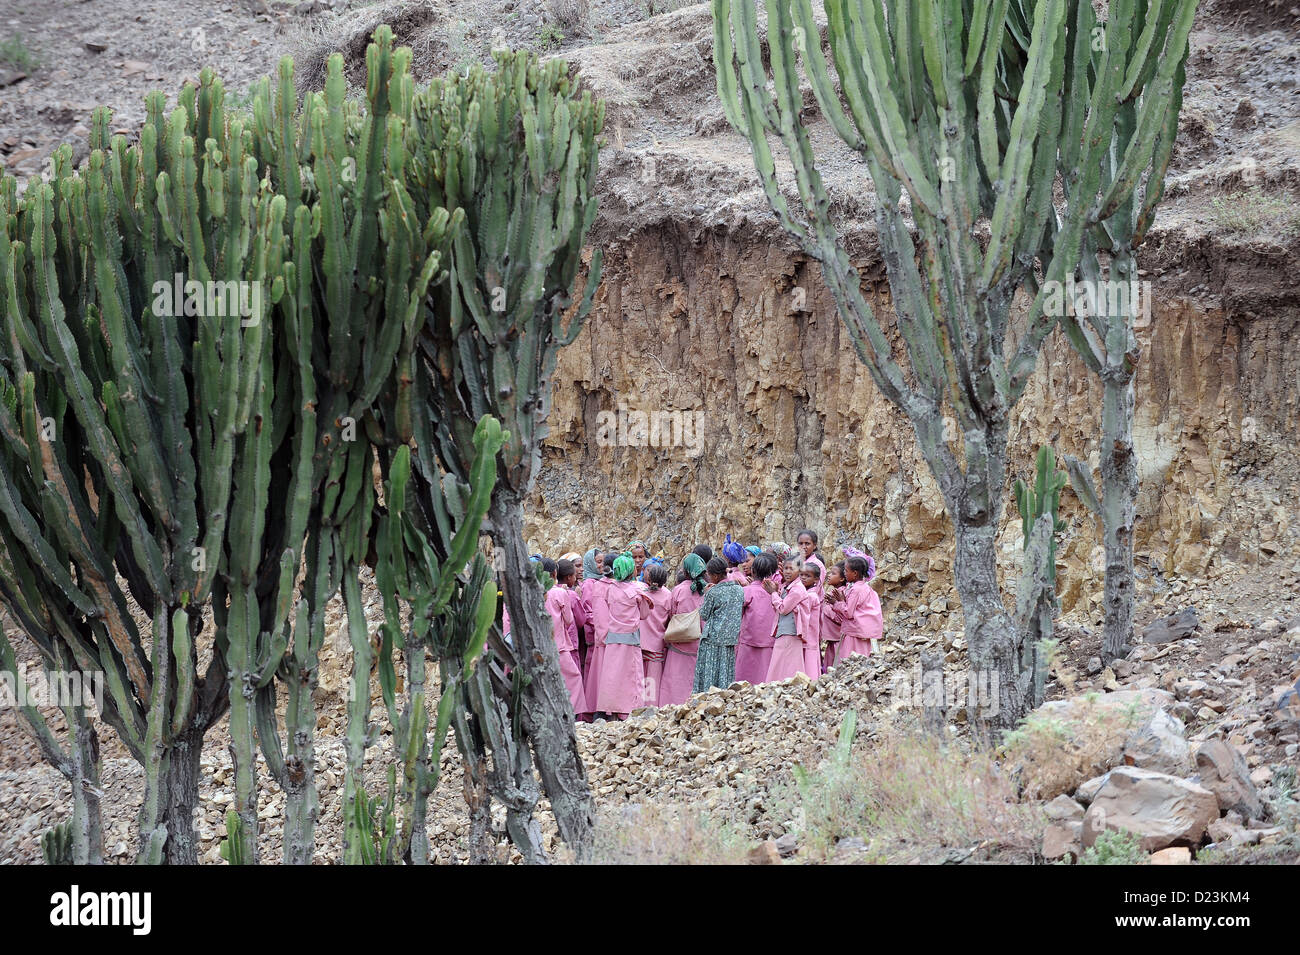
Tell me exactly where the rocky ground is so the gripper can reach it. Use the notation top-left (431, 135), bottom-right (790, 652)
top-left (1, 0), bottom-right (1298, 863)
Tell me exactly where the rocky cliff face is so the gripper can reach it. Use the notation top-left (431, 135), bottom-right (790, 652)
top-left (526, 220), bottom-right (1300, 623)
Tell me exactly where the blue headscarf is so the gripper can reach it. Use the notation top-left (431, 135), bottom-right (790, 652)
top-left (722, 533), bottom-right (746, 565)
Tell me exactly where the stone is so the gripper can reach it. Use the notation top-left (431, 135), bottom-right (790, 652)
top-left (1142, 607), bottom-right (1200, 643)
top-left (1081, 768), bottom-right (1220, 852)
top-left (774, 832), bottom-right (799, 858)
top-left (1042, 821), bottom-right (1082, 861)
top-left (1194, 739), bottom-right (1263, 820)
top-left (1044, 794), bottom-right (1085, 822)
top-left (1074, 773), bottom-right (1110, 805)
top-left (1124, 708), bottom-right (1193, 776)
top-left (748, 840), bottom-right (781, 865)
top-left (1150, 847), bottom-right (1192, 865)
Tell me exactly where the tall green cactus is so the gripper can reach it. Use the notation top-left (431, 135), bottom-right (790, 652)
top-left (397, 49), bottom-right (602, 860)
top-left (0, 85), bottom-right (280, 861)
top-left (713, 0), bottom-right (1198, 730)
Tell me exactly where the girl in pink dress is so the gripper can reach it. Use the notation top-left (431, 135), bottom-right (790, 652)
top-left (796, 529), bottom-right (826, 582)
top-left (765, 555), bottom-right (815, 682)
top-left (735, 553), bottom-right (778, 685)
top-left (832, 555), bottom-right (884, 660)
top-left (596, 553), bottom-right (647, 719)
top-left (637, 563), bottom-right (673, 706)
top-left (820, 562), bottom-right (846, 671)
top-left (799, 562), bottom-right (823, 681)
top-left (580, 549), bottom-right (604, 697)
top-left (545, 559), bottom-right (586, 717)
top-left (658, 553), bottom-right (707, 706)
top-left (583, 552), bottom-right (615, 717)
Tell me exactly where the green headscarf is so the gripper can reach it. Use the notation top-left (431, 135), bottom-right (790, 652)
top-left (683, 552), bottom-right (707, 594)
top-left (612, 553), bottom-right (635, 581)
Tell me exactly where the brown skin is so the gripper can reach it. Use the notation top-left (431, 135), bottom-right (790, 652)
top-left (561, 571), bottom-right (578, 588)
top-left (705, 569), bottom-right (726, 586)
top-left (799, 567), bottom-right (820, 591)
top-left (741, 554), bottom-right (755, 577)
top-left (824, 565), bottom-right (845, 602)
top-left (797, 533), bottom-right (817, 560)
top-left (632, 545), bottom-right (647, 577)
top-left (594, 552), bottom-right (605, 575)
top-left (764, 560), bottom-right (803, 593)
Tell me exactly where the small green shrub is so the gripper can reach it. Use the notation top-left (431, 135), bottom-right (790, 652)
top-left (0, 35), bottom-right (39, 72)
top-left (1078, 828), bottom-right (1147, 865)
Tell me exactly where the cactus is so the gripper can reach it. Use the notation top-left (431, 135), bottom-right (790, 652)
top-left (0, 82), bottom-right (279, 861)
top-left (713, 0), bottom-right (1198, 729)
top-left (40, 820), bottom-right (75, 866)
top-left (1013, 447), bottom-right (1069, 708)
top-left (218, 810), bottom-right (251, 866)
top-left (398, 48), bottom-right (603, 860)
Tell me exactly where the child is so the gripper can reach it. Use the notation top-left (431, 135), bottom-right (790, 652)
top-left (722, 534), bottom-right (749, 584)
top-left (799, 561), bottom-right (824, 681)
top-left (820, 562), bottom-right (846, 671)
top-left (764, 555), bottom-right (814, 682)
top-left (545, 559), bottom-right (586, 718)
top-left (637, 563), bottom-right (673, 706)
top-left (833, 555), bottom-right (884, 660)
top-left (796, 529), bottom-right (826, 580)
top-left (659, 552), bottom-right (707, 706)
top-left (736, 553), bottom-right (778, 685)
top-left (596, 554), bottom-right (647, 720)
top-left (695, 556), bottom-right (744, 692)
top-left (582, 550), bottom-right (614, 717)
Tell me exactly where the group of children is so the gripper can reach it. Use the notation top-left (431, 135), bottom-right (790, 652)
top-left (535, 530), bottom-right (885, 721)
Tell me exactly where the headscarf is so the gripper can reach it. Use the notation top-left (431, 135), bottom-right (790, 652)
top-left (745, 545), bottom-right (762, 558)
top-left (612, 553), bottom-right (635, 581)
top-left (722, 533), bottom-right (746, 565)
top-left (559, 551), bottom-right (581, 562)
top-left (683, 552), bottom-right (707, 594)
top-left (582, 548), bottom-right (601, 581)
top-left (844, 546), bottom-right (877, 580)
top-left (626, 539), bottom-right (646, 555)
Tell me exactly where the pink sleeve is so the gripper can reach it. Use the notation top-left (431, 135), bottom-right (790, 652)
top-left (773, 582), bottom-right (805, 615)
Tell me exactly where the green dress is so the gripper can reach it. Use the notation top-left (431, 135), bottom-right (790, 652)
top-left (694, 580), bottom-right (744, 692)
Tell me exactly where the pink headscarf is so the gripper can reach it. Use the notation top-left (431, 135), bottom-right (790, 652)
top-left (843, 546), bottom-right (876, 581)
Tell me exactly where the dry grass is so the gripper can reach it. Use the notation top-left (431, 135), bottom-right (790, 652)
top-left (1207, 187), bottom-right (1300, 243)
top-left (587, 802), bottom-right (750, 865)
top-left (777, 722), bottom-right (1039, 863)
top-left (1001, 693), bottom-right (1145, 800)
top-left (288, 0), bottom-right (445, 93)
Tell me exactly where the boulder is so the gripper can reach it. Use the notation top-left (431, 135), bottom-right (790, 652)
top-left (1124, 707), bottom-right (1193, 776)
top-left (1044, 794), bottom-right (1085, 822)
top-left (1195, 740), bottom-right (1263, 820)
top-left (1042, 821), bottom-right (1082, 861)
top-left (748, 840), bottom-right (782, 865)
top-left (1141, 606), bottom-right (1200, 643)
top-left (1081, 768), bottom-right (1220, 852)
top-left (1150, 847), bottom-right (1192, 865)
top-left (1075, 773), bottom-right (1111, 805)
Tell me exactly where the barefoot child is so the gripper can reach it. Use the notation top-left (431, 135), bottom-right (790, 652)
top-left (736, 553), bottom-right (778, 685)
top-left (637, 563), bottom-right (673, 706)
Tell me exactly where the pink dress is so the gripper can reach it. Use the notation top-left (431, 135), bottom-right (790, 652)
top-left (569, 588), bottom-right (591, 708)
top-left (546, 585), bottom-right (586, 716)
top-left (735, 580), bottom-right (777, 684)
top-left (803, 587), bottom-right (823, 680)
top-left (583, 578), bottom-right (611, 714)
top-left (766, 579), bottom-right (814, 682)
top-left (595, 580), bottom-right (646, 717)
top-left (836, 580), bottom-right (884, 659)
top-left (820, 591), bottom-right (843, 670)
top-left (726, 567), bottom-right (749, 585)
top-left (638, 586), bottom-right (673, 706)
top-left (658, 580), bottom-right (703, 706)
